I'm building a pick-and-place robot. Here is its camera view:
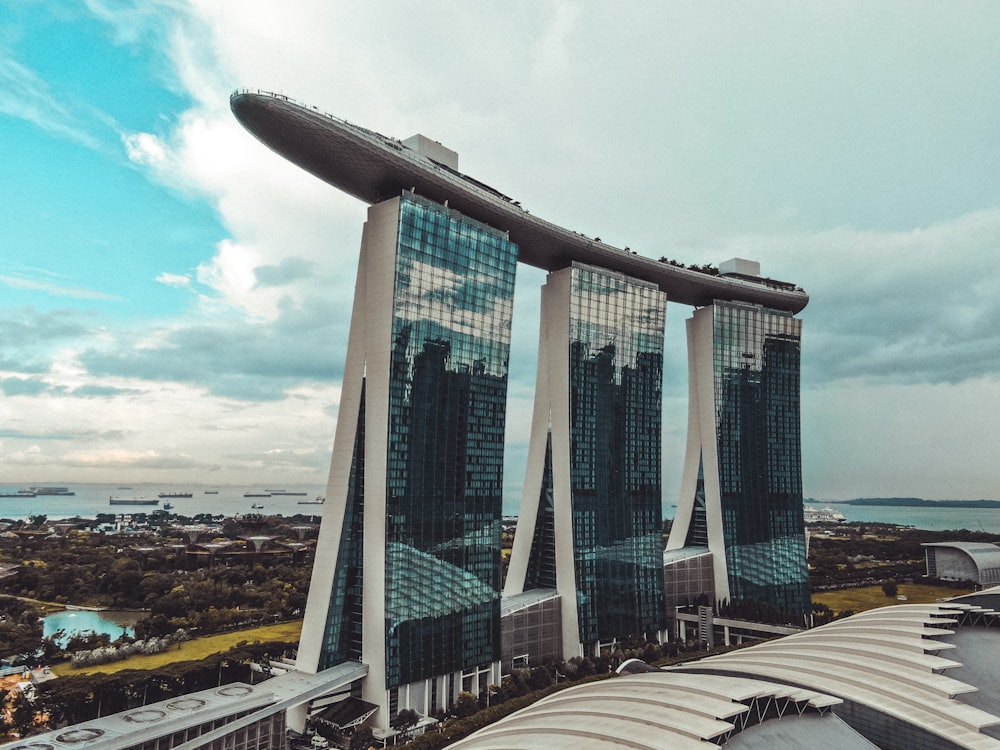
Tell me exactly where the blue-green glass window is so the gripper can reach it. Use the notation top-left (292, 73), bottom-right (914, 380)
top-left (566, 264), bottom-right (667, 643)
top-left (712, 301), bottom-right (810, 618)
top-left (385, 194), bottom-right (518, 687)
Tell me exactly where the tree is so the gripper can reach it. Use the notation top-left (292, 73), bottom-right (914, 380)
top-left (10, 691), bottom-right (37, 737)
top-left (811, 602), bottom-right (834, 626)
top-left (526, 666), bottom-right (554, 691)
top-left (390, 708), bottom-right (419, 739)
top-left (0, 688), bottom-right (10, 736)
top-left (452, 691), bottom-right (479, 719)
top-left (65, 630), bottom-right (111, 653)
top-left (349, 726), bottom-right (374, 750)
top-left (39, 630), bottom-right (65, 662)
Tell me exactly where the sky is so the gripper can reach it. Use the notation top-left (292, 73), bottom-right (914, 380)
top-left (1, 1), bottom-right (999, 508)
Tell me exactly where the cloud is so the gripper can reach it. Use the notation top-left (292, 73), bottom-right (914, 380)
top-left (0, 428), bottom-right (127, 441)
top-left (0, 307), bottom-right (97, 380)
top-left (1, 377), bottom-right (53, 396)
top-left (123, 131), bottom-right (169, 165)
top-left (0, 54), bottom-right (105, 151)
top-left (59, 448), bottom-right (219, 471)
top-left (1, 1), bottom-right (988, 496)
top-left (0, 307), bottom-right (91, 347)
top-left (254, 258), bottom-right (317, 288)
top-left (0, 274), bottom-right (121, 301)
top-left (82, 0), bottom-right (177, 47)
top-left (802, 377), bottom-right (1000, 501)
top-left (77, 297), bottom-right (349, 400)
top-left (156, 272), bottom-right (192, 288)
top-left (70, 384), bottom-right (142, 398)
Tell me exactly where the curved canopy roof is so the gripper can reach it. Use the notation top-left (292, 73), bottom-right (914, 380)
top-left (677, 603), bottom-right (1000, 749)
top-left (925, 542), bottom-right (1000, 577)
top-left (230, 91), bottom-right (808, 313)
top-left (453, 601), bottom-right (1000, 749)
top-left (449, 672), bottom-right (855, 749)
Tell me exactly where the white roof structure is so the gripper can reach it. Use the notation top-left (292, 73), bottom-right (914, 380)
top-left (449, 672), bottom-right (851, 749)
top-left (4, 663), bottom-right (368, 750)
top-left (677, 603), bottom-right (1000, 749)
top-left (925, 542), bottom-right (1000, 585)
top-left (501, 588), bottom-right (560, 617)
top-left (454, 601), bottom-right (1000, 749)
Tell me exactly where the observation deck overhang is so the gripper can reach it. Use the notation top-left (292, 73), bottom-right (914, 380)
top-left (231, 91), bottom-right (808, 313)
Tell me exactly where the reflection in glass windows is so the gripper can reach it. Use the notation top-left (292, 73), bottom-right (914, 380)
top-left (318, 383), bottom-right (366, 667)
top-left (526, 263), bottom-right (667, 646)
top-left (524, 435), bottom-right (556, 591)
top-left (319, 193), bottom-right (518, 688)
top-left (712, 301), bottom-right (810, 618)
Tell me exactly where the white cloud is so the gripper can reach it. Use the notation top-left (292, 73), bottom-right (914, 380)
top-left (123, 131), bottom-right (168, 165)
top-left (0, 55), bottom-right (104, 151)
top-left (0, 274), bottom-right (120, 301)
top-left (6, 1), bottom-right (996, 499)
top-left (156, 272), bottom-right (192, 288)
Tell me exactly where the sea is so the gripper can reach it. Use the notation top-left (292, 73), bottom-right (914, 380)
top-left (814, 503), bottom-right (1000, 534)
top-left (661, 502), bottom-right (1000, 534)
top-left (0, 483), bottom-right (328, 522)
top-left (2, 483), bottom-right (998, 533)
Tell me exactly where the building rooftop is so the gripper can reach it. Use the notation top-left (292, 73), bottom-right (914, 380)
top-left (4, 663), bottom-right (368, 750)
top-left (501, 588), bottom-right (560, 617)
top-left (454, 600), bottom-right (1000, 749)
top-left (230, 91), bottom-right (808, 313)
top-left (925, 542), bottom-right (1000, 572)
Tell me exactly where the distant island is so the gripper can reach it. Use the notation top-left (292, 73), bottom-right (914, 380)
top-left (825, 497), bottom-right (1000, 508)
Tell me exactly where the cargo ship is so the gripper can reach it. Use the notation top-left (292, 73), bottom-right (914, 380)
top-left (109, 497), bottom-right (159, 506)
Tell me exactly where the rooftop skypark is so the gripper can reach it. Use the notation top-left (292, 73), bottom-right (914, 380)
top-left (230, 90), bottom-right (807, 313)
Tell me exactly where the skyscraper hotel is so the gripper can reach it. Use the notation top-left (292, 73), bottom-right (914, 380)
top-left (230, 90), bottom-right (810, 728)
top-left (667, 259), bottom-right (811, 620)
top-left (294, 188), bottom-right (517, 719)
top-left (504, 264), bottom-right (668, 658)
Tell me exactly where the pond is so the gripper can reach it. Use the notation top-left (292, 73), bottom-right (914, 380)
top-left (42, 609), bottom-right (144, 647)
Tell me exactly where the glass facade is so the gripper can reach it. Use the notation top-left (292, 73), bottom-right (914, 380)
top-left (684, 457), bottom-right (709, 547)
top-left (710, 301), bottom-right (810, 617)
top-left (501, 593), bottom-right (563, 669)
top-left (318, 193), bottom-right (518, 688)
top-left (317, 385), bottom-right (366, 667)
top-left (526, 264), bottom-right (667, 645)
top-left (662, 548), bottom-right (714, 614)
top-left (524, 434), bottom-right (556, 591)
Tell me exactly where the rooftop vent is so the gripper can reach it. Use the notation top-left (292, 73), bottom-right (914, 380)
top-left (720, 258), bottom-right (761, 277)
top-left (402, 134), bottom-right (458, 170)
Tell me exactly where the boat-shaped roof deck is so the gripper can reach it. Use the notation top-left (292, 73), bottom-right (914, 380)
top-left (230, 90), bottom-right (807, 313)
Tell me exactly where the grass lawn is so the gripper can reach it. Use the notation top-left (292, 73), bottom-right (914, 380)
top-left (52, 621), bottom-right (303, 677)
top-left (813, 583), bottom-right (973, 617)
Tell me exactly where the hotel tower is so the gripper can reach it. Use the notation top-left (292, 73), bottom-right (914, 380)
top-left (295, 188), bottom-right (517, 718)
top-left (504, 264), bottom-right (668, 658)
top-left (230, 90), bottom-right (810, 727)
top-left (667, 262), bottom-right (811, 620)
